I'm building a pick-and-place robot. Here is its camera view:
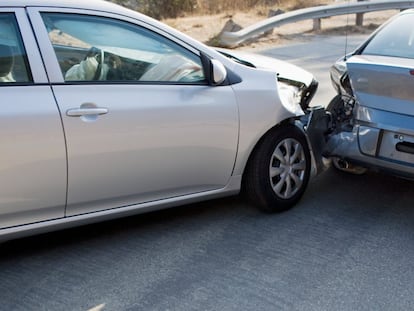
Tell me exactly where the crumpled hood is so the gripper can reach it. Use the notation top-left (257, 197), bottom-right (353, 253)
top-left (216, 48), bottom-right (315, 87)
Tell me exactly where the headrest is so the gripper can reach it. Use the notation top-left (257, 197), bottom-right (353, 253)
top-left (0, 44), bottom-right (14, 76)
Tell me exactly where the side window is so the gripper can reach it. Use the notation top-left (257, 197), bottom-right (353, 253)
top-left (0, 13), bottom-right (32, 83)
top-left (41, 13), bottom-right (205, 83)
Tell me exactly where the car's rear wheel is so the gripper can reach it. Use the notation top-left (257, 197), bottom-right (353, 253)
top-left (244, 124), bottom-right (311, 213)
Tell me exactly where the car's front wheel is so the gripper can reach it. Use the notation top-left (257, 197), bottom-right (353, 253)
top-left (244, 124), bottom-right (311, 213)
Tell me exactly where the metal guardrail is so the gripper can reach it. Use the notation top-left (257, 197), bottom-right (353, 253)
top-left (219, 0), bottom-right (414, 47)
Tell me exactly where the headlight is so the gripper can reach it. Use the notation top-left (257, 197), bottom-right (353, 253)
top-left (278, 77), bottom-right (318, 112)
top-left (278, 81), bottom-right (303, 115)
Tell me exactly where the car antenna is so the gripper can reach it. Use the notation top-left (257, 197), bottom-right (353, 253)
top-left (344, 0), bottom-right (351, 61)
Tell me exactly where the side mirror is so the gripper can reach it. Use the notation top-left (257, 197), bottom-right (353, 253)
top-left (201, 53), bottom-right (227, 85)
top-left (210, 59), bottom-right (227, 85)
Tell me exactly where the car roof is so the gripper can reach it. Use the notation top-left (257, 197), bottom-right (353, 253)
top-left (1, 0), bottom-right (230, 65)
top-left (2, 0), bottom-right (130, 15)
top-left (4, 0), bottom-right (168, 36)
top-left (399, 8), bottom-right (414, 14)
top-left (3, 0), bottom-right (115, 7)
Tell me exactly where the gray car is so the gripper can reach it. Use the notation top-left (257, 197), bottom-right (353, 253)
top-left (325, 9), bottom-right (414, 178)
top-left (0, 0), bottom-right (324, 241)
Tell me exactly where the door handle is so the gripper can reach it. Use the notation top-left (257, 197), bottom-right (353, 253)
top-left (66, 107), bottom-right (108, 117)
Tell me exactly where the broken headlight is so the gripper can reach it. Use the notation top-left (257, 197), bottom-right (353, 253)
top-left (278, 80), bottom-right (303, 114)
top-left (278, 77), bottom-right (318, 112)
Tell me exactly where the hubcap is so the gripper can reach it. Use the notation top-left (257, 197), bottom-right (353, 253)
top-left (269, 138), bottom-right (306, 199)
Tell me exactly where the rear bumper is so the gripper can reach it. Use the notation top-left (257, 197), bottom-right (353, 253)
top-left (325, 106), bottom-right (414, 179)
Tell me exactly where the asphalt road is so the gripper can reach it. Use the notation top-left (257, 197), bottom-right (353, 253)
top-left (261, 34), bottom-right (368, 107)
top-left (2, 35), bottom-right (414, 311)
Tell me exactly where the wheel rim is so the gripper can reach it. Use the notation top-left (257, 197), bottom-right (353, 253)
top-left (269, 138), bottom-right (306, 199)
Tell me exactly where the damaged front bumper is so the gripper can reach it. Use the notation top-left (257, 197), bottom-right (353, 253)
top-left (297, 106), bottom-right (331, 177)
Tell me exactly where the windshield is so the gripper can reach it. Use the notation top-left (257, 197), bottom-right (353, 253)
top-left (361, 13), bottom-right (414, 59)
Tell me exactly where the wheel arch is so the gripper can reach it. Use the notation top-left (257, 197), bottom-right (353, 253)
top-left (240, 119), bottom-right (312, 212)
top-left (240, 118), bottom-right (297, 186)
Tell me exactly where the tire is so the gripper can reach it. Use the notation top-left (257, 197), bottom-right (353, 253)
top-left (244, 124), bottom-right (311, 213)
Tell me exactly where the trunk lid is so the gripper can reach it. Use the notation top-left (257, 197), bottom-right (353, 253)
top-left (347, 55), bottom-right (414, 116)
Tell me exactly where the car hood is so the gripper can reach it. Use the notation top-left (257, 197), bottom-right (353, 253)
top-left (216, 48), bottom-right (315, 87)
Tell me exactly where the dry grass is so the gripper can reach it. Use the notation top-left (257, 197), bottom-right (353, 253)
top-left (164, 0), bottom-right (335, 46)
top-left (164, 7), bottom-right (397, 50)
top-left (194, 0), bottom-right (331, 13)
top-left (113, 0), bottom-right (331, 18)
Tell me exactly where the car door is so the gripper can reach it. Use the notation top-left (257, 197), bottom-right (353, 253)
top-left (0, 9), bottom-right (66, 229)
top-left (28, 8), bottom-right (239, 216)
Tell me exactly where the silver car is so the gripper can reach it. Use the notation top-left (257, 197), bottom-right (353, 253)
top-left (0, 0), bottom-right (322, 241)
top-left (326, 9), bottom-right (414, 178)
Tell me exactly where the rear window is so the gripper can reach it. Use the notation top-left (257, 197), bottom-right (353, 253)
top-left (361, 13), bottom-right (414, 59)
